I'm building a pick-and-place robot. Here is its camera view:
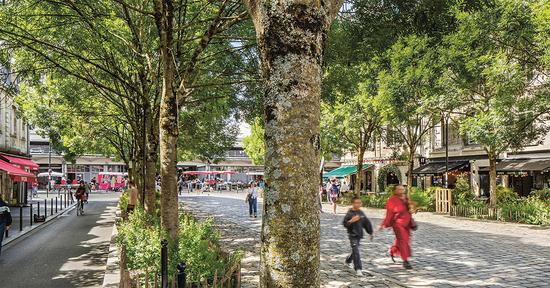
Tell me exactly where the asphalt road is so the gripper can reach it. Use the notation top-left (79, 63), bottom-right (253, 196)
top-left (0, 191), bottom-right (119, 288)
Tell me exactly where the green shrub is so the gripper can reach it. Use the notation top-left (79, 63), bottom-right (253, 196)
top-left (362, 193), bottom-right (391, 209)
top-left (498, 196), bottom-right (550, 225)
top-left (496, 186), bottom-right (518, 203)
top-left (453, 176), bottom-right (474, 205)
top-left (531, 188), bottom-right (550, 201)
top-left (117, 208), bottom-right (161, 272)
top-left (409, 187), bottom-right (435, 212)
top-left (116, 205), bottom-right (242, 282)
top-left (119, 191), bottom-right (129, 212)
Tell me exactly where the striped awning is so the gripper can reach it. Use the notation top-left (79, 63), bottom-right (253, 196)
top-left (323, 164), bottom-right (371, 178)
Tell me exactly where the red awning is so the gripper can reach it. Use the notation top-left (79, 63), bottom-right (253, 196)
top-left (1, 154), bottom-right (40, 171)
top-left (0, 159), bottom-right (36, 183)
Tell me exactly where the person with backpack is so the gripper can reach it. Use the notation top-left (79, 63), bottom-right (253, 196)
top-left (246, 182), bottom-right (259, 218)
top-left (329, 179), bottom-right (340, 214)
top-left (343, 196), bottom-right (373, 277)
top-left (0, 196), bottom-right (12, 257)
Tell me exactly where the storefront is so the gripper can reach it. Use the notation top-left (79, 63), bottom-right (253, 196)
top-left (0, 158), bottom-right (36, 205)
top-left (323, 164), bottom-right (372, 192)
top-left (493, 158), bottom-right (550, 197)
top-left (412, 161), bottom-right (470, 188)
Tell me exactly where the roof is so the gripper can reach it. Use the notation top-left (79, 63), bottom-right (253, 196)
top-left (412, 161), bottom-right (469, 176)
top-left (495, 158), bottom-right (550, 173)
top-left (323, 164), bottom-right (371, 178)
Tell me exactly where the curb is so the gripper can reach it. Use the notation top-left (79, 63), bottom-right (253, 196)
top-left (3, 202), bottom-right (77, 247)
top-left (102, 221), bottom-right (120, 288)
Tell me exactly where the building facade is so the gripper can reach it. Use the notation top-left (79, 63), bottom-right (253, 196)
top-left (333, 120), bottom-right (550, 197)
top-left (0, 64), bottom-right (37, 204)
top-left (29, 130), bottom-right (127, 188)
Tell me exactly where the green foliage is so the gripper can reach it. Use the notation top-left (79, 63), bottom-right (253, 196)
top-left (242, 117), bottom-right (265, 165)
top-left (339, 192), bottom-right (390, 209)
top-left (453, 186), bottom-right (549, 225)
top-left (362, 193), bottom-right (392, 209)
top-left (117, 207), bottom-right (242, 281)
top-left (531, 188), bottom-right (550, 201)
top-left (377, 165), bottom-right (402, 192)
top-left (497, 197), bottom-right (550, 226)
top-left (496, 187), bottom-right (519, 203)
top-left (439, 0), bottom-right (550, 202)
top-left (409, 187), bottom-right (435, 212)
top-left (320, 59), bottom-right (383, 166)
top-left (453, 175), bottom-right (474, 204)
top-left (117, 208), bottom-right (162, 272)
top-left (119, 191), bottom-right (129, 212)
top-left (178, 103), bottom-right (239, 164)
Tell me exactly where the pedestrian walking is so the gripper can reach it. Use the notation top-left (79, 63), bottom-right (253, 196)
top-left (177, 177), bottom-right (184, 195)
top-left (329, 179), bottom-right (340, 214)
top-left (318, 184), bottom-right (324, 213)
top-left (246, 182), bottom-right (259, 218)
top-left (378, 185), bottom-right (416, 269)
top-left (0, 196), bottom-right (12, 257)
top-left (126, 181), bottom-right (138, 213)
top-left (32, 181), bottom-right (38, 197)
top-left (343, 196), bottom-right (373, 276)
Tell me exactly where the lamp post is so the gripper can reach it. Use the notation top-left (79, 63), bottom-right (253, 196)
top-left (444, 114), bottom-right (449, 188)
top-left (47, 140), bottom-right (51, 198)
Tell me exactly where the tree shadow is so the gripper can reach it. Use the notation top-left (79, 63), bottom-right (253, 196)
top-left (183, 195), bottom-right (550, 288)
top-left (0, 196), bottom-right (118, 288)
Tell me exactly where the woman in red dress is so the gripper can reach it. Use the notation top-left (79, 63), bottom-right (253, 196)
top-left (379, 185), bottom-right (414, 269)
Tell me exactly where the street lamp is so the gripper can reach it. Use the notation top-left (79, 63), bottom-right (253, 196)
top-left (444, 113), bottom-right (449, 188)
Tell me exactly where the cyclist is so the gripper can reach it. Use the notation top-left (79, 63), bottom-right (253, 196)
top-left (75, 182), bottom-right (87, 215)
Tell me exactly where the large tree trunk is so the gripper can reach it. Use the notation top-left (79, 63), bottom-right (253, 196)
top-left (488, 154), bottom-right (497, 207)
top-left (144, 117), bottom-right (159, 214)
top-left (354, 148), bottom-right (365, 197)
top-left (155, 0), bottom-right (179, 243)
top-left (245, 1), bottom-right (342, 286)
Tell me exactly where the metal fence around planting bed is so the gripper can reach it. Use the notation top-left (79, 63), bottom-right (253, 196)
top-left (450, 205), bottom-right (498, 220)
top-left (450, 204), bottom-right (549, 224)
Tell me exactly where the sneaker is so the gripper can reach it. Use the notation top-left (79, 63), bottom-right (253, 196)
top-left (403, 261), bottom-right (412, 270)
top-left (346, 262), bottom-right (354, 269)
top-left (356, 270), bottom-right (363, 276)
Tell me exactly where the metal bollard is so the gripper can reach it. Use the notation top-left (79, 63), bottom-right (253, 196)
top-left (19, 206), bottom-right (23, 231)
top-left (55, 197), bottom-right (58, 213)
top-left (177, 263), bottom-right (186, 288)
top-left (37, 201), bottom-right (40, 217)
top-left (44, 199), bottom-right (47, 216)
top-left (51, 198), bottom-right (53, 216)
top-left (161, 240), bottom-right (168, 288)
top-left (30, 203), bottom-right (33, 227)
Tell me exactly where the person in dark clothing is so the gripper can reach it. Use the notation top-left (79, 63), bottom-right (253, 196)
top-left (0, 197), bottom-right (12, 257)
top-left (343, 196), bottom-right (373, 276)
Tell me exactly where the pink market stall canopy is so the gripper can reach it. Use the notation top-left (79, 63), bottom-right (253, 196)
top-left (182, 171), bottom-right (236, 175)
top-left (97, 172), bottom-right (128, 191)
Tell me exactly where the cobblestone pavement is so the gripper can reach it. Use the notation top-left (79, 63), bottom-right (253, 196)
top-left (180, 192), bottom-right (550, 288)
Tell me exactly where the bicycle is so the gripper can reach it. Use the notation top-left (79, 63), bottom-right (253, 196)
top-left (76, 199), bottom-right (85, 216)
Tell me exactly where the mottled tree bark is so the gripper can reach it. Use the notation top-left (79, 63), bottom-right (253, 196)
top-left (155, 0), bottom-right (179, 243)
top-left (244, 0), bottom-right (343, 286)
top-left (145, 116), bottom-right (160, 214)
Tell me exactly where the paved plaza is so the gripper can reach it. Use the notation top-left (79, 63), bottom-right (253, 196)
top-left (180, 192), bottom-right (550, 288)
